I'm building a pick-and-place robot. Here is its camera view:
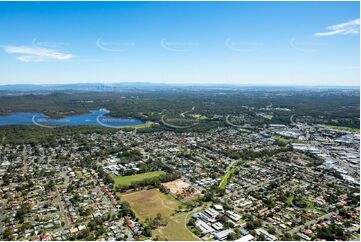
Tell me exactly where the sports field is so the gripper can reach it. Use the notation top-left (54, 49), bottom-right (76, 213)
top-left (119, 189), bottom-right (199, 241)
top-left (111, 171), bottom-right (165, 186)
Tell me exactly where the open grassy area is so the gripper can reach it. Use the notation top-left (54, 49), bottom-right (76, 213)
top-left (111, 171), bottom-right (165, 187)
top-left (123, 121), bottom-right (157, 130)
top-left (306, 200), bottom-right (326, 216)
top-left (272, 135), bottom-right (293, 143)
top-left (191, 114), bottom-right (207, 120)
top-left (219, 166), bottom-right (236, 189)
top-left (321, 124), bottom-right (360, 133)
top-left (271, 135), bottom-right (304, 144)
top-left (306, 201), bottom-right (315, 210)
top-left (119, 189), bottom-right (199, 241)
top-left (263, 115), bottom-right (273, 120)
top-left (285, 194), bottom-right (294, 206)
top-left (237, 219), bottom-right (246, 225)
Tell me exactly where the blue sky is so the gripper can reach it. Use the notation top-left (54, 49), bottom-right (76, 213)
top-left (0, 1), bottom-right (359, 86)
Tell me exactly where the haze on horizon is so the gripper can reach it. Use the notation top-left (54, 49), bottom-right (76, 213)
top-left (0, 1), bottom-right (359, 86)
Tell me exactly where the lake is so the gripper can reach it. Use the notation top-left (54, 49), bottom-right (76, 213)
top-left (0, 109), bottom-right (144, 128)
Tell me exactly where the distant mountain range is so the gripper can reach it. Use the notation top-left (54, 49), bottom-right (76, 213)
top-left (0, 82), bottom-right (359, 92)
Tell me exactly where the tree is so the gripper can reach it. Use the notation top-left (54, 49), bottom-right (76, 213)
top-left (187, 218), bottom-right (195, 227)
top-left (228, 232), bottom-right (240, 240)
top-left (2, 229), bottom-right (12, 240)
top-left (218, 215), bottom-right (228, 224)
top-left (143, 224), bottom-right (152, 237)
top-left (258, 233), bottom-right (266, 241)
top-left (293, 197), bottom-right (307, 208)
top-left (282, 232), bottom-right (292, 241)
top-left (224, 221), bottom-right (234, 229)
top-left (246, 221), bottom-right (255, 230)
top-left (268, 227), bottom-right (276, 235)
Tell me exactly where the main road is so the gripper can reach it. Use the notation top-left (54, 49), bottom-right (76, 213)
top-left (161, 115), bottom-right (196, 129)
top-left (225, 115), bottom-right (251, 133)
top-left (289, 212), bottom-right (336, 234)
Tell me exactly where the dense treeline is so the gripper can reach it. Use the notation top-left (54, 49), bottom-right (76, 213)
top-left (0, 89), bottom-right (358, 125)
top-left (0, 125), bottom-right (117, 144)
top-left (222, 146), bottom-right (292, 160)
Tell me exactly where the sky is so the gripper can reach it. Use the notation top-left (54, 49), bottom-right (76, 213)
top-left (0, 1), bottom-right (359, 86)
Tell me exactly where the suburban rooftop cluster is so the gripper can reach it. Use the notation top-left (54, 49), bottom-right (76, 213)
top-left (0, 114), bottom-right (359, 241)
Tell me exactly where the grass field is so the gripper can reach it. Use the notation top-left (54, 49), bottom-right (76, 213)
top-left (321, 124), bottom-right (360, 133)
top-left (219, 166), bottom-right (236, 189)
top-left (263, 115), bottom-right (273, 120)
top-left (119, 189), bottom-right (199, 241)
top-left (191, 114), bottom-right (207, 120)
top-left (271, 135), bottom-right (292, 143)
top-left (285, 194), bottom-right (294, 206)
top-left (111, 171), bottom-right (166, 186)
top-left (306, 200), bottom-right (326, 216)
top-left (271, 135), bottom-right (304, 144)
top-left (306, 201), bottom-right (315, 210)
top-left (123, 121), bottom-right (157, 130)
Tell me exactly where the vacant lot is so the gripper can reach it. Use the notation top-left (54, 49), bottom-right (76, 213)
top-left (119, 189), bottom-right (199, 241)
top-left (162, 179), bottom-right (191, 195)
top-left (111, 171), bottom-right (165, 186)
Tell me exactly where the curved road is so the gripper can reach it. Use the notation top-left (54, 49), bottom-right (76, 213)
top-left (183, 206), bottom-right (205, 241)
top-left (290, 114), bottom-right (296, 125)
top-left (161, 113), bottom-right (198, 129)
top-left (180, 107), bottom-right (195, 118)
top-left (225, 115), bottom-right (251, 132)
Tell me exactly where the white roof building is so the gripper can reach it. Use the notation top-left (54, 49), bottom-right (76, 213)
top-left (214, 204), bottom-right (224, 211)
top-left (235, 234), bottom-right (255, 242)
top-left (226, 210), bottom-right (241, 222)
top-left (256, 228), bottom-right (277, 241)
top-left (213, 229), bottom-right (233, 241)
top-left (212, 222), bottom-right (224, 231)
top-left (195, 219), bottom-right (215, 234)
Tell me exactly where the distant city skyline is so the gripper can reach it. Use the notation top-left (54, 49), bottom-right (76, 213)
top-left (0, 1), bottom-right (359, 86)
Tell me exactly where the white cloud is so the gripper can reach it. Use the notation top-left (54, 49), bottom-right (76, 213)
top-left (315, 18), bottom-right (360, 37)
top-left (3, 45), bottom-right (72, 62)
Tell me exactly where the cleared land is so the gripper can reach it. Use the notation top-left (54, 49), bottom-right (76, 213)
top-left (111, 171), bottom-right (165, 186)
top-left (162, 179), bottom-right (197, 199)
top-left (119, 189), bottom-right (199, 241)
top-left (162, 179), bottom-right (191, 195)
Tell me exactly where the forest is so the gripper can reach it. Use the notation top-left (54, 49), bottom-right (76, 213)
top-left (0, 87), bottom-right (359, 143)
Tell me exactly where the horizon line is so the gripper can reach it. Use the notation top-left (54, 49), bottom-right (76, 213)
top-left (0, 82), bottom-right (359, 88)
